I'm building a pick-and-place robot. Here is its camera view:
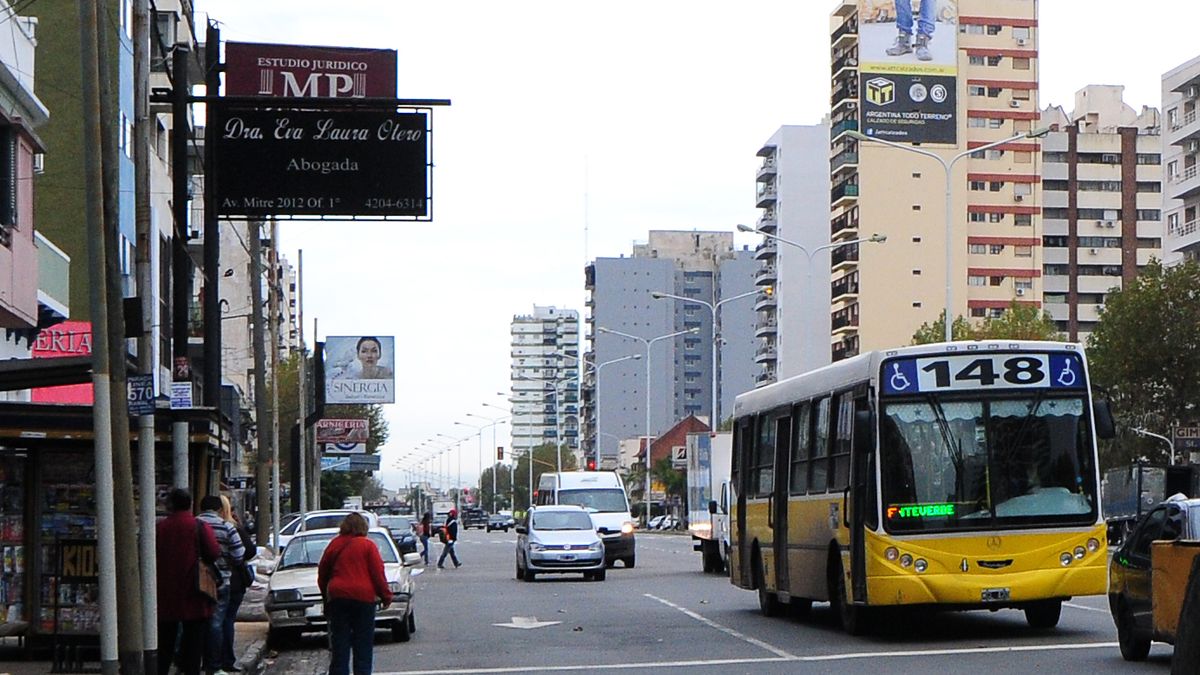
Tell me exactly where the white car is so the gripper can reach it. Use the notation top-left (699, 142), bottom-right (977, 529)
top-left (515, 505), bottom-right (606, 582)
top-left (273, 509), bottom-right (380, 550)
top-left (265, 527), bottom-right (421, 646)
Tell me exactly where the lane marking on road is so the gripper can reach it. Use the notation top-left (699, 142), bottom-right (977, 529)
top-left (644, 593), bottom-right (798, 659)
top-left (370, 642), bottom-right (1121, 674)
top-left (1064, 602), bottom-right (1109, 614)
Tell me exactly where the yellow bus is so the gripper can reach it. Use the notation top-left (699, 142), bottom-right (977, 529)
top-left (729, 341), bottom-right (1115, 634)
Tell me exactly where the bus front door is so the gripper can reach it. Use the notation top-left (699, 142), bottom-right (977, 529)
top-left (772, 416), bottom-right (793, 597)
top-left (850, 408), bottom-right (873, 602)
top-left (734, 418), bottom-right (753, 587)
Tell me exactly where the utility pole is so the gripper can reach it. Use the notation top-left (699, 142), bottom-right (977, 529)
top-left (269, 221), bottom-right (281, 553)
top-left (78, 4), bottom-right (119, 672)
top-left (251, 221), bottom-right (271, 544)
top-left (132, 0), bottom-right (158, 671)
top-left (297, 250), bottom-right (307, 516)
top-left (97, 15), bottom-right (145, 673)
top-left (202, 21), bottom-right (222, 409)
top-left (170, 44), bottom-right (192, 489)
top-left (312, 317), bottom-right (320, 508)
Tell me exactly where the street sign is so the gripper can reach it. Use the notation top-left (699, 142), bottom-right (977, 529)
top-left (127, 374), bottom-right (156, 416)
top-left (320, 454), bottom-right (381, 472)
top-left (228, 476), bottom-right (253, 490)
top-left (169, 382), bottom-right (193, 409)
top-left (1174, 426), bottom-right (1200, 450)
top-left (316, 418), bottom-right (369, 444)
top-left (671, 445), bottom-right (687, 469)
top-left (321, 456), bottom-right (351, 472)
top-left (323, 442), bottom-right (367, 455)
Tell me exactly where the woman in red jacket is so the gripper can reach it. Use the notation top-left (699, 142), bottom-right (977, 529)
top-left (156, 488), bottom-right (221, 675)
top-left (318, 512), bottom-right (393, 675)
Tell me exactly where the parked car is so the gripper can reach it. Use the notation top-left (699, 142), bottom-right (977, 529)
top-left (461, 508), bottom-right (488, 529)
top-left (515, 505), bottom-right (605, 582)
top-left (265, 527), bottom-right (422, 646)
top-left (487, 513), bottom-right (511, 533)
top-left (272, 509), bottom-right (379, 550)
top-left (648, 514), bottom-right (680, 531)
top-left (378, 515), bottom-right (419, 555)
top-left (1109, 494), bottom-right (1200, 661)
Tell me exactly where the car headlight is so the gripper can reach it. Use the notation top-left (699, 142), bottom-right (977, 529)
top-left (621, 522), bottom-right (634, 535)
top-left (388, 581), bottom-right (403, 593)
top-left (530, 543), bottom-right (546, 552)
top-left (268, 588), bottom-right (302, 604)
top-left (588, 541), bottom-right (603, 552)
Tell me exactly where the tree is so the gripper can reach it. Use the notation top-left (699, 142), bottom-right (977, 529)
top-left (911, 310), bottom-right (975, 344)
top-left (479, 463), bottom-right (514, 512)
top-left (1087, 259), bottom-right (1200, 468)
top-left (650, 457), bottom-right (685, 509)
top-left (508, 443), bottom-right (578, 512)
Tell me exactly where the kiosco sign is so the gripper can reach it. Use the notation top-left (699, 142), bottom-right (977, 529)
top-left (224, 42), bottom-right (397, 98)
top-left (213, 105), bottom-right (428, 218)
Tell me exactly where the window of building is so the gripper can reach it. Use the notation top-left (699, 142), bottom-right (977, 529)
top-left (1168, 161), bottom-right (1179, 180)
top-left (1137, 153), bottom-right (1161, 165)
top-left (970, 180), bottom-right (986, 190)
top-left (990, 181), bottom-right (1004, 191)
top-left (1168, 213), bottom-right (1180, 232)
top-left (912, 269), bottom-right (922, 275)
top-left (1013, 89), bottom-right (1031, 100)
top-left (912, 204), bottom-right (922, 211)
top-left (1012, 57), bottom-right (1031, 70)
top-left (971, 307), bottom-right (987, 317)
top-left (961, 24), bottom-right (985, 35)
top-left (968, 117), bottom-right (988, 128)
top-left (1137, 209), bottom-right (1161, 221)
top-left (987, 149), bottom-right (1005, 160)
top-left (1014, 151), bottom-right (1032, 164)
top-left (1014, 182), bottom-right (1033, 196)
top-left (989, 118), bottom-right (1005, 129)
top-left (990, 244), bottom-right (1005, 254)
top-left (987, 25), bottom-right (1003, 35)
top-left (1137, 181), bottom-right (1162, 193)
top-left (990, 276), bottom-right (1004, 286)
top-left (968, 275), bottom-right (986, 286)
top-left (969, 212), bottom-right (987, 223)
top-left (1014, 119), bottom-right (1032, 133)
top-left (989, 308), bottom-right (1004, 318)
top-left (1015, 279), bottom-right (1033, 292)
top-left (988, 87), bottom-right (1003, 98)
top-left (969, 244), bottom-right (987, 254)
top-left (1013, 27), bottom-right (1031, 41)
top-left (989, 213), bottom-right (1004, 223)
top-left (0, 127), bottom-right (14, 239)
top-left (969, 55), bottom-right (986, 66)
top-left (1014, 245), bottom-right (1033, 257)
top-left (1043, 235), bottom-right (1067, 247)
top-left (1014, 213), bottom-right (1032, 226)
top-left (987, 55), bottom-right (1003, 66)
top-left (1168, 108), bottom-right (1179, 128)
top-left (969, 85), bottom-right (987, 97)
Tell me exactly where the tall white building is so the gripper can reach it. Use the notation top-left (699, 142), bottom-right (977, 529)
top-left (1163, 55), bottom-right (1200, 260)
top-left (510, 306), bottom-right (580, 459)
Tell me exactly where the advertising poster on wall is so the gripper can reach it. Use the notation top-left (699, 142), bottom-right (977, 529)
top-left (30, 321), bottom-right (93, 404)
top-left (324, 336), bottom-right (395, 404)
top-left (857, 0), bottom-right (959, 144)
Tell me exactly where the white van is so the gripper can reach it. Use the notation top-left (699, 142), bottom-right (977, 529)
top-left (536, 471), bottom-right (636, 568)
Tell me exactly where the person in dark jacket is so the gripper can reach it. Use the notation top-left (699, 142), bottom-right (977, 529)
top-left (318, 512), bottom-right (392, 675)
top-left (157, 488), bottom-right (221, 675)
top-left (437, 508), bottom-right (461, 569)
top-left (418, 512), bottom-right (432, 565)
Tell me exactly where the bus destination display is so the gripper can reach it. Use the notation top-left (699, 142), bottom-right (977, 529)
top-left (881, 352), bottom-right (1084, 396)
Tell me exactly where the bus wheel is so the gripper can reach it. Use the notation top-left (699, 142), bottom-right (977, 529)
top-left (1024, 599), bottom-right (1062, 629)
top-left (753, 548), bottom-right (782, 617)
top-left (828, 552), bottom-right (870, 635)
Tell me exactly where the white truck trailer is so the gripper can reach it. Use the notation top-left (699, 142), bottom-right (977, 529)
top-left (686, 431), bottom-right (731, 574)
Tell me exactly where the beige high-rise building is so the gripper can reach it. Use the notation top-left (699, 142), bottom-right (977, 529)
top-left (828, 0), bottom-right (1041, 358)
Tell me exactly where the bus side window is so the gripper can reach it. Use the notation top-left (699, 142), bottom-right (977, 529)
top-left (830, 392), bottom-right (854, 491)
top-left (755, 414), bottom-right (776, 496)
top-left (810, 397), bottom-right (831, 493)
top-left (790, 402), bottom-right (811, 494)
top-left (733, 417), bottom-right (751, 492)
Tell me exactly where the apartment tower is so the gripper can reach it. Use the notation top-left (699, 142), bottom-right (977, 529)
top-left (1162, 56), bottom-right (1200, 261)
top-left (510, 306), bottom-right (580, 460)
top-left (828, 0), bottom-right (1041, 356)
top-left (1040, 85), bottom-right (1163, 342)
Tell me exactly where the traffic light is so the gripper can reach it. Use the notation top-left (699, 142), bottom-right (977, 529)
top-left (586, 458), bottom-right (596, 471)
top-left (497, 446), bottom-right (504, 460)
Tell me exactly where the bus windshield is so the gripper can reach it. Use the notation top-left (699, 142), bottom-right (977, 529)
top-left (557, 488), bottom-right (628, 513)
top-left (880, 394), bottom-right (1097, 533)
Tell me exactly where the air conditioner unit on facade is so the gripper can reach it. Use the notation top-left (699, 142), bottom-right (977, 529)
top-left (1014, 194), bottom-right (1024, 201)
top-left (32, 153), bottom-right (44, 174)
top-left (1016, 38), bottom-right (1028, 46)
top-left (1016, 288), bottom-right (1026, 296)
top-left (1104, 221), bottom-right (1116, 228)
top-left (1009, 100), bottom-right (1022, 108)
top-left (1089, 248), bottom-right (1100, 255)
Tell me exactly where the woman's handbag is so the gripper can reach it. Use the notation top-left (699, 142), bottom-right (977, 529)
top-left (195, 522), bottom-right (222, 603)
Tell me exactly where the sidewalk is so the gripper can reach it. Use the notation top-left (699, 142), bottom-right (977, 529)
top-left (0, 621), bottom-right (269, 675)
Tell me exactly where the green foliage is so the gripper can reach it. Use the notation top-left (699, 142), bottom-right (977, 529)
top-left (1087, 259), bottom-right (1200, 467)
top-left (911, 304), bottom-right (1060, 345)
top-left (506, 443), bottom-right (578, 510)
top-left (478, 463), bottom-right (515, 512)
top-left (651, 457), bottom-right (685, 503)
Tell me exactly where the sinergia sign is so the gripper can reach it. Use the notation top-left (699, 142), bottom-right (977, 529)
top-left (213, 104), bottom-right (429, 218)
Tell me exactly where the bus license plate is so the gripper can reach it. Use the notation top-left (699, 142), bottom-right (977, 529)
top-left (981, 588), bottom-right (1010, 603)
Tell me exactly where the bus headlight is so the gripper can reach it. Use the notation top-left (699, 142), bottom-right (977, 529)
top-left (899, 554), bottom-right (913, 568)
top-left (1060, 552), bottom-right (1073, 566)
top-left (1073, 546), bottom-right (1086, 560)
top-left (1086, 538), bottom-right (1101, 553)
top-left (885, 547), bottom-right (899, 562)
top-left (621, 522), bottom-right (635, 535)
top-left (914, 559), bottom-right (928, 573)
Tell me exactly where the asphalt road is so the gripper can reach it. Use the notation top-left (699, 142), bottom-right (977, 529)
top-left (261, 529), bottom-right (1176, 674)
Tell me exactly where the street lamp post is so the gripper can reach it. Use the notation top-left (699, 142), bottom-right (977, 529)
top-left (563, 352), bottom-right (642, 467)
top-left (737, 225), bottom-right (886, 371)
top-left (650, 290), bottom-right (757, 428)
top-left (454, 421), bottom-right (486, 509)
top-left (1132, 427), bottom-right (1176, 466)
top-left (466, 412), bottom-right (509, 512)
top-left (847, 127), bottom-right (1049, 343)
top-left (598, 326), bottom-right (699, 526)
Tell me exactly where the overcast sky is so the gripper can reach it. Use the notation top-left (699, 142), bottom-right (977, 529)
top-left (193, 0), bottom-right (1200, 493)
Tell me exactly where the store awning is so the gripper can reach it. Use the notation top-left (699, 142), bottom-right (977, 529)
top-left (0, 356), bottom-right (91, 391)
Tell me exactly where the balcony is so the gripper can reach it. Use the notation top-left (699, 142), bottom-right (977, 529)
top-left (754, 290), bottom-right (776, 311)
top-left (831, 242), bottom-right (859, 269)
top-left (831, 181), bottom-right (859, 207)
top-left (754, 342), bottom-right (778, 363)
top-left (756, 183), bottom-right (777, 208)
top-left (830, 210), bottom-right (859, 238)
top-left (1171, 162), bottom-right (1200, 200)
top-left (830, 118), bottom-right (859, 141)
top-left (831, 305), bottom-right (860, 333)
top-left (831, 335), bottom-right (860, 362)
top-left (753, 238), bottom-right (777, 261)
top-left (755, 317), bottom-right (778, 338)
top-left (35, 231), bottom-right (71, 322)
top-left (757, 157), bottom-right (777, 182)
top-left (832, 53), bottom-right (858, 77)
top-left (831, 148), bottom-right (859, 174)
top-left (832, 18), bottom-right (858, 49)
top-left (831, 84), bottom-right (858, 109)
top-left (830, 273), bottom-right (859, 301)
top-left (757, 209), bottom-right (777, 233)
top-left (754, 263), bottom-right (777, 286)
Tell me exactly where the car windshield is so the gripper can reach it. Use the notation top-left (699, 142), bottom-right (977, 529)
top-left (379, 516), bottom-right (412, 532)
top-left (279, 531), bottom-right (399, 569)
top-left (881, 394), bottom-right (1098, 533)
top-left (556, 488), bottom-right (628, 513)
top-left (532, 511), bottom-right (594, 531)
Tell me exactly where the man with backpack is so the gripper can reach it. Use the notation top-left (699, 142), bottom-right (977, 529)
top-left (437, 508), bottom-right (461, 569)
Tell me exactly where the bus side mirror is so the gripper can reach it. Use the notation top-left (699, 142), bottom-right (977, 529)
top-left (1093, 399), bottom-right (1116, 440)
top-left (853, 410), bottom-right (873, 456)
top-left (708, 500), bottom-right (718, 515)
